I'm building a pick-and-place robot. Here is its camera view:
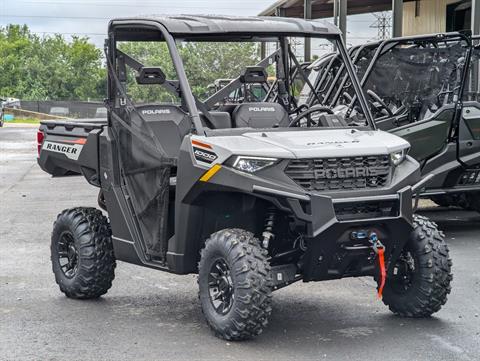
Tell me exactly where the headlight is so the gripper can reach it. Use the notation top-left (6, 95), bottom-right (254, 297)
top-left (390, 149), bottom-right (407, 166)
top-left (230, 156), bottom-right (278, 173)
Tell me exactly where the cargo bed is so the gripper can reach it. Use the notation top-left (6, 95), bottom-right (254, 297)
top-left (37, 118), bottom-right (107, 186)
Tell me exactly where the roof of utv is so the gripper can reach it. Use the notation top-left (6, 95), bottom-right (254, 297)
top-left (108, 14), bottom-right (341, 39)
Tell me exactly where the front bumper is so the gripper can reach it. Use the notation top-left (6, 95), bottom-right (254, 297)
top-left (179, 152), bottom-right (419, 279)
top-left (255, 185), bottom-right (414, 282)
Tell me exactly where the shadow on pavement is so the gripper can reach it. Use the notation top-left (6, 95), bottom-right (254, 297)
top-left (418, 207), bottom-right (480, 230)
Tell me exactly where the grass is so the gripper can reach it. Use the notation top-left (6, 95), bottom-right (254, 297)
top-left (4, 117), bottom-right (42, 124)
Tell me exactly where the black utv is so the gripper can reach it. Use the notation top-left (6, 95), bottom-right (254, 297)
top-left (303, 32), bottom-right (480, 212)
top-left (37, 15), bottom-right (452, 341)
top-left (359, 33), bottom-right (480, 211)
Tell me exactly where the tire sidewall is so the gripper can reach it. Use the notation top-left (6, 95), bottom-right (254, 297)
top-left (382, 236), bottom-right (420, 302)
top-left (382, 215), bottom-right (452, 317)
top-left (50, 207), bottom-right (115, 299)
top-left (51, 214), bottom-right (83, 289)
top-left (198, 238), bottom-right (239, 331)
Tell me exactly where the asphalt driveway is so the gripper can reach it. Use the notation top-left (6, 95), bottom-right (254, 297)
top-left (0, 126), bottom-right (479, 361)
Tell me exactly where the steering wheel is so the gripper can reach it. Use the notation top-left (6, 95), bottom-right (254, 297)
top-left (367, 89), bottom-right (394, 117)
top-left (288, 105), bottom-right (334, 127)
top-left (290, 104), bottom-right (309, 115)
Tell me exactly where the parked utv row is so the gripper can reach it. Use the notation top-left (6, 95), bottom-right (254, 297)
top-left (37, 15), bottom-right (452, 341)
top-left (299, 32), bottom-right (480, 212)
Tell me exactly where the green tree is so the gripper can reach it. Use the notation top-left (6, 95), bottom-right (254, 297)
top-left (179, 41), bottom-right (259, 98)
top-left (119, 40), bottom-right (259, 102)
top-left (0, 25), bottom-right (105, 100)
top-left (0, 25), bottom-right (261, 103)
top-left (118, 41), bottom-right (179, 103)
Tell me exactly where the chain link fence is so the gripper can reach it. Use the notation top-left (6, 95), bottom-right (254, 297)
top-left (19, 100), bottom-right (107, 119)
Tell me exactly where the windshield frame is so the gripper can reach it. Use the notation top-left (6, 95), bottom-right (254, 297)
top-left (108, 20), bottom-right (376, 136)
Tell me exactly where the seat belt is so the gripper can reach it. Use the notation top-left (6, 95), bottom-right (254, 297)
top-left (193, 97), bottom-right (217, 129)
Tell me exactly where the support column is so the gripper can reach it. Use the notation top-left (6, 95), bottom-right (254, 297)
top-left (338, 0), bottom-right (347, 44)
top-left (275, 7), bottom-right (286, 17)
top-left (275, 7), bottom-right (286, 52)
top-left (471, 0), bottom-right (480, 100)
top-left (260, 42), bottom-right (266, 60)
top-left (304, 0), bottom-right (312, 62)
top-left (392, 0), bottom-right (403, 37)
top-left (333, 0), bottom-right (339, 26)
top-left (472, 0), bottom-right (480, 36)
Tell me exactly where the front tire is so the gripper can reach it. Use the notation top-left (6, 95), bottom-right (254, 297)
top-left (51, 207), bottom-right (116, 299)
top-left (198, 229), bottom-right (272, 341)
top-left (382, 215), bottom-right (452, 317)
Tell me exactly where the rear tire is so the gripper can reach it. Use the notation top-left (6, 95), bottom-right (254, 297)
top-left (430, 195), bottom-right (450, 207)
top-left (382, 215), bottom-right (452, 317)
top-left (198, 228), bottom-right (272, 341)
top-left (430, 193), bottom-right (471, 210)
top-left (51, 207), bottom-right (116, 299)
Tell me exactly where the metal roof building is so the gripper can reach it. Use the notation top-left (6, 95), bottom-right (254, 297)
top-left (259, 0), bottom-right (480, 60)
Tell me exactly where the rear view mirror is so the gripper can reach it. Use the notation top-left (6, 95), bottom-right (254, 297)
top-left (136, 67), bottom-right (166, 85)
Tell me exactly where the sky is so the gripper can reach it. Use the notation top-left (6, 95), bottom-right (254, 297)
top-left (0, 0), bottom-right (387, 48)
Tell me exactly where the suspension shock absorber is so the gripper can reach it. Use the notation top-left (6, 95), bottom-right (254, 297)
top-left (262, 208), bottom-right (276, 249)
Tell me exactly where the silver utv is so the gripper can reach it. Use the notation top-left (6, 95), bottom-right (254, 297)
top-left (39, 15), bottom-right (452, 341)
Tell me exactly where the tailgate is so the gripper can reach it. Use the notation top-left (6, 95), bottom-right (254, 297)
top-left (37, 119), bottom-right (106, 185)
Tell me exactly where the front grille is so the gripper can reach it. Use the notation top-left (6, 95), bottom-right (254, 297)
top-left (334, 200), bottom-right (398, 221)
top-left (457, 169), bottom-right (480, 186)
top-left (285, 155), bottom-right (391, 191)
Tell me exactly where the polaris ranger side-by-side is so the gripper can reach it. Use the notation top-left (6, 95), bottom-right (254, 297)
top-left (37, 15), bottom-right (452, 341)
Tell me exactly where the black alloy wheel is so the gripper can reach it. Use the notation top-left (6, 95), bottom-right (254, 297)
top-left (389, 249), bottom-right (416, 294)
top-left (208, 258), bottom-right (234, 315)
top-left (57, 231), bottom-right (79, 278)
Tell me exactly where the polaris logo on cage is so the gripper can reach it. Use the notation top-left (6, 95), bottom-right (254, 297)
top-left (193, 147), bottom-right (218, 164)
top-left (248, 107), bottom-right (276, 112)
top-left (43, 141), bottom-right (83, 160)
top-left (142, 109), bottom-right (171, 115)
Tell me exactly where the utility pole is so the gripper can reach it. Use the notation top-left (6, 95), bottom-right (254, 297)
top-left (333, 0), bottom-right (347, 44)
top-left (304, 0), bottom-right (312, 62)
top-left (370, 12), bottom-right (392, 40)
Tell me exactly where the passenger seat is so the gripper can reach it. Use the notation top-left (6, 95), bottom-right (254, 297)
top-left (200, 111), bottom-right (232, 129)
top-left (232, 102), bottom-right (289, 128)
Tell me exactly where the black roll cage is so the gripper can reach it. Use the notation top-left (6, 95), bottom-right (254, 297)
top-left (358, 32), bottom-right (473, 142)
top-left (106, 20), bottom-right (376, 135)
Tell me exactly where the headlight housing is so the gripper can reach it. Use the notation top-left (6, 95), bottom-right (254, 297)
top-left (229, 156), bottom-right (278, 173)
top-left (390, 149), bottom-right (408, 166)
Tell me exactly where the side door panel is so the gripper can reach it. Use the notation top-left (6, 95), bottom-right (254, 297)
top-left (388, 108), bottom-right (454, 162)
top-left (458, 102), bottom-right (480, 166)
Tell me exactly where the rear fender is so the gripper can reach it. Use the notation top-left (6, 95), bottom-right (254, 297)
top-left (38, 125), bottom-right (102, 186)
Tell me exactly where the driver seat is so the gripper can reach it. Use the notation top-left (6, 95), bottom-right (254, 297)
top-left (232, 102), bottom-right (289, 128)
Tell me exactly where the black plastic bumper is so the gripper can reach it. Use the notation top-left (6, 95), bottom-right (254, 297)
top-left (286, 187), bottom-right (414, 282)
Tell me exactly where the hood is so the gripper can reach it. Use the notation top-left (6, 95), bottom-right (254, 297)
top-left (197, 129), bottom-right (410, 163)
top-left (242, 129), bottom-right (409, 158)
